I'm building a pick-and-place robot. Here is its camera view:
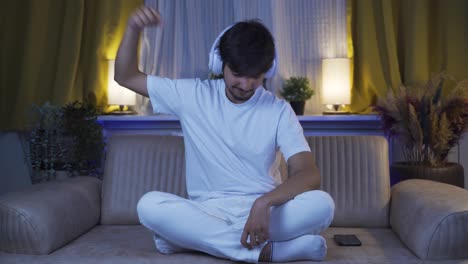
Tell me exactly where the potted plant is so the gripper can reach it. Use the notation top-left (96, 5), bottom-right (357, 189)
top-left (28, 102), bottom-right (67, 183)
top-left (28, 101), bottom-right (105, 184)
top-left (374, 73), bottom-right (468, 187)
top-left (281, 76), bottom-right (314, 115)
top-left (62, 101), bottom-right (105, 177)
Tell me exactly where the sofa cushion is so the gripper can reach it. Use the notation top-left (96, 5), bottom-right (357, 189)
top-left (391, 179), bottom-right (468, 260)
top-left (101, 135), bottom-right (187, 225)
top-left (305, 136), bottom-right (391, 228)
top-left (0, 225), bottom-right (444, 264)
top-left (0, 177), bottom-right (101, 254)
top-left (101, 135), bottom-right (391, 227)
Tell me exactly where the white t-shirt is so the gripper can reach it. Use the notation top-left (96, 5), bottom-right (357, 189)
top-left (148, 76), bottom-right (310, 201)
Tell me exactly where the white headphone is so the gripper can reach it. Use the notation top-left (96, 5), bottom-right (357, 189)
top-left (208, 24), bottom-right (277, 79)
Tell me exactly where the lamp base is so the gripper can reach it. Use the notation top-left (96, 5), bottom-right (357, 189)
top-left (106, 110), bottom-right (137, 115)
top-left (323, 104), bottom-right (350, 115)
top-left (322, 110), bottom-right (351, 115)
top-left (105, 105), bottom-right (137, 115)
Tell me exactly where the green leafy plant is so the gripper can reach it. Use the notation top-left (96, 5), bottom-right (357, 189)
top-left (62, 101), bottom-right (105, 177)
top-left (281, 76), bottom-right (314, 102)
top-left (29, 102), bottom-right (66, 183)
top-left (374, 73), bottom-right (468, 166)
top-left (28, 101), bottom-right (105, 183)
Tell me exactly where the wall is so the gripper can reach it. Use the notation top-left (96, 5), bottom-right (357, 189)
top-left (459, 135), bottom-right (468, 189)
top-left (0, 132), bottom-right (32, 196)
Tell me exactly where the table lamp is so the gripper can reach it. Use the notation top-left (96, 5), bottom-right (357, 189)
top-left (107, 60), bottom-right (136, 115)
top-left (321, 58), bottom-right (351, 114)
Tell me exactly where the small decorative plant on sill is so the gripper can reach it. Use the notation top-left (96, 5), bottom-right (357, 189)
top-left (280, 76), bottom-right (314, 115)
top-left (374, 73), bottom-right (468, 187)
top-left (209, 72), bottom-right (224, 80)
top-left (28, 101), bottom-right (105, 184)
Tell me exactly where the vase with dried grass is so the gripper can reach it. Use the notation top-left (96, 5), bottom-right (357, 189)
top-left (374, 73), bottom-right (468, 187)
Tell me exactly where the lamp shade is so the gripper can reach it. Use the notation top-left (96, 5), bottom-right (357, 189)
top-left (107, 60), bottom-right (136, 106)
top-left (321, 58), bottom-right (351, 105)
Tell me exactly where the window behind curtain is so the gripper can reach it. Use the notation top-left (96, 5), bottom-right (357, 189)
top-left (138, 0), bottom-right (347, 115)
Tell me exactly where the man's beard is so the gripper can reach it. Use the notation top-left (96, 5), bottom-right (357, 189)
top-left (231, 86), bottom-right (254, 101)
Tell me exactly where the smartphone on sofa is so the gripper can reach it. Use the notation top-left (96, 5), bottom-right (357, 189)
top-left (334, 234), bottom-right (362, 246)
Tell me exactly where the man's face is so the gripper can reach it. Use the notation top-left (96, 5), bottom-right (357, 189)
top-left (223, 64), bottom-right (265, 104)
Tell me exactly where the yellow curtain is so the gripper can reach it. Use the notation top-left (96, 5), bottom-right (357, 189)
top-left (0, 0), bottom-right (141, 130)
top-left (348, 0), bottom-right (468, 113)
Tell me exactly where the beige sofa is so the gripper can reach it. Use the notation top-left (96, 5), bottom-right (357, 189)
top-left (1, 134), bottom-right (467, 264)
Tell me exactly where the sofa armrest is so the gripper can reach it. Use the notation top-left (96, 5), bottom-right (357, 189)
top-left (390, 179), bottom-right (468, 260)
top-left (0, 176), bottom-right (101, 254)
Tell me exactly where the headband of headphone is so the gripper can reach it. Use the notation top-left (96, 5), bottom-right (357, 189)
top-left (208, 24), bottom-right (277, 79)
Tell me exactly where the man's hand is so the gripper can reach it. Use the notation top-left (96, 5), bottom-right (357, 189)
top-left (241, 198), bottom-right (271, 249)
top-left (239, 152), bottom-right (320, 250)
top-left (128, 6), bottom-right (162, 31)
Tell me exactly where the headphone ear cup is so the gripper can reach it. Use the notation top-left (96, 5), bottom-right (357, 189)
top-left (264, 55), bottom-right (277, 79)
top-left (210, 48), bottom-right (223, 75)
top-left (209, 25), bottom-right (234, 75)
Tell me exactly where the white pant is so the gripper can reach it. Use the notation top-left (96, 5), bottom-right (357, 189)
top-left (137, 190), bottom-right (335, 263)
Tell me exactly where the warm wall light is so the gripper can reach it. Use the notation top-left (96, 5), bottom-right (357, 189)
top-left (107, 60), bottom-right (136, 115)
top-left (321, 58), bottom-right (351, 114)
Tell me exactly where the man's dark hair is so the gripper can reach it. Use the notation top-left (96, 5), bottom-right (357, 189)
top-left (219, 20), bottom-right (275, 78)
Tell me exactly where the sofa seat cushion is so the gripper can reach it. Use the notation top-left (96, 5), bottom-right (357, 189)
top-left (2, 225), bottom-right (462, 264)
top-left (0, 225), bottom-right (224, 264)
top-left (324, 227), bottom-right (421, 264)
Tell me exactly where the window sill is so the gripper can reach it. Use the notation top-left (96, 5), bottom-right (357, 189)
top-left (97, 114), bottom-right (383, 136)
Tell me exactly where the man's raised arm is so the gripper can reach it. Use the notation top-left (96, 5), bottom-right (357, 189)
top-left (114, 6), bottom-right (162, 97)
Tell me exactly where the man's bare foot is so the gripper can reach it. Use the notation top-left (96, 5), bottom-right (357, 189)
top-left (259, 242), bottom-right (272, 262)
